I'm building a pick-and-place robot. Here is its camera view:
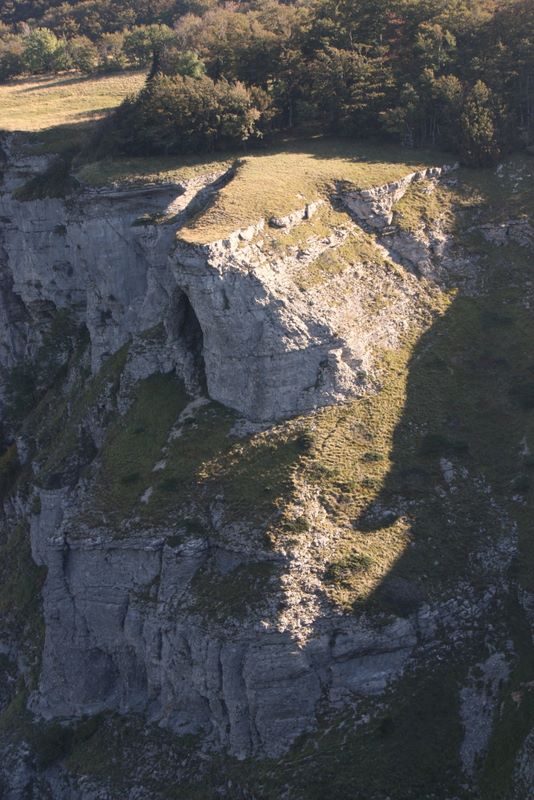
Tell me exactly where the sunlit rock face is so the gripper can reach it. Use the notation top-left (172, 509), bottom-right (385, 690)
top-left (1, 138), bottom-right (453, 423)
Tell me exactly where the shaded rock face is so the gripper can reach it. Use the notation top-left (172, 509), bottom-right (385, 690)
top-left (167, 287), bottom-right (206, 393)
top-left (28, 488), bottom-right (419, 760)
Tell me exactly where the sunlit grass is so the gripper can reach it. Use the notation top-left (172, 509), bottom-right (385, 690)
top-left (0, 70), bottom-right (145, 133)
top-left (78, 136), bottom-right (444, 243)
top-left (178, 138), bottom-right (443, 244)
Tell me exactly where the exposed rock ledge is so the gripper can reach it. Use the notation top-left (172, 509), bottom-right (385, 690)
top-left (0, 135), bottom-right (454, 422)
top-left (342, 164), bottom-right (457, 229)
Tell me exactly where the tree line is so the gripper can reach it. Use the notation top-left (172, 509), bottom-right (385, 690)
top-left (2, 0), bottom-right (534, 165)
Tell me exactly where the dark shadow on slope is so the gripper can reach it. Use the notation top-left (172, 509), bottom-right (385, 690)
top-left (360, 290), bottom-right (531, 609)
top-left (266, 166), bottom-right (534, 800)
top-left (280, 326), bottom-right (533, 800)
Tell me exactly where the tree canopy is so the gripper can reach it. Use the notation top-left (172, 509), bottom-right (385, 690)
top-left (1, 0), bottom-right (533, 162)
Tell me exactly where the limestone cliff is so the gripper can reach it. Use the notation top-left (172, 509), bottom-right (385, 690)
top-left (1, 135), bottom-right (533, 800)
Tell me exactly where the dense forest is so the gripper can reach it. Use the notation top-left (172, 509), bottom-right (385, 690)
top-left (1, 0), bottom-right (533, 164)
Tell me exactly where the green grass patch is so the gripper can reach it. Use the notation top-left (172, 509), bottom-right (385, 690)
top-left (96, 372), bottom-right (189, 516)
top-left (76, 151), bottom-right (233, 188)
top-left (0, 523), bottom-right (46, 644)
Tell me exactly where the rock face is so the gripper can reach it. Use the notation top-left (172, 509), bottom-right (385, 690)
top-left (172, 238), bottom-right (366, 421)
top-left (0, 138), bottom-right (366, 422)
top-left (2, 136), bottom-right (534, 799)
top-left (0, 138), bottom-right (458, 423)
top-left (30, 486), bottom-right (418, 758)
top-left (342, 165), bottom-right (455, 229)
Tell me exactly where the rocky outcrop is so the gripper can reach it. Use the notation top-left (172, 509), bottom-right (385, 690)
top-left (171, 237), bottom-right (367, 420)
top-left (0, 137), bottom-right (367, 422)
top-left (479, 219), bottom-right (534, 249)
top-left (0, 138), bottom-right (454, 422)
top-left (342, 165), bottom-right (456, 229)
top-left (3, 135), bottom-right (532, 800)
top-left (27, 486), bottom-right (419, 759)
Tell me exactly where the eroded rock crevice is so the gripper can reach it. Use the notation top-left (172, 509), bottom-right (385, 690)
top-left (166, 287), bottom-right (206, 396)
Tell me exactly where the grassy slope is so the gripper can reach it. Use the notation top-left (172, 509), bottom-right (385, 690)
top-left (0, 71), bottom-right (145, 133)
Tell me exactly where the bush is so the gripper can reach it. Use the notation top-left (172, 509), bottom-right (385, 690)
top-left (105, 74), bottom-right (272, 156)
top-left (67, 35), bottom-right (99, 73)
top-left (97, 31), bottom-right (127, 72)
top-left (295, 431), bottom-right (315, 452)
top-left (419, 433), bottom-right (469, 456)
top-left (0, 34), bottom-right (24, 80)
top-left (22, 28), bottom-right (63, 74)
top-left (325, 552), bottom-right (373, 584)
top-left (14, 156), bottom-right (80, 201)
top-left (0, 444), bottom-right (19, 499)
top-left (510, 380), bottom-right (534, 410)
top-left (123, 24), bottom-right (176, 68)
top-left (377, 576), bottom-right (425, 616)
top-left (160, 48), bottom-right (206, 79)
top-left (460, 81), bottom-right (504, 166)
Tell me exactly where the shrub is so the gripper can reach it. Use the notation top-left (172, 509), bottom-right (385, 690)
top-left (14, 156), bottom-right (79, 201)
top-left (106, 74), bottom-right (272, 156)
top-left (460, 81), bottom-right (505, 166)
top-left (22, 28), bottom-right (63, 74)
top-left (419, 433), bottom-right (469, 456)
top-left (295, 431), bottom-right (315, 452)
top-left (0, 34), bottom-right (24, 80)
top-left (284, 515), bottom-right (310, 533)
top-left (325, 552), bottom-right (373, 584)
top-left (97, 31), bottom-right (127, 72)
top-left (377, 576), bottom-right (425, 616)
top-left (510, 380), bottom-right (534, 410)
top-left (67, 35), bottom-right (99, 73)
top-left (120, 472), bottom-right (140, 485)
top-left (0, 444), bottom-right (19, 499)
top-left (362, 451), bottom-right (384, 462)
top-left (123, 24), bottom-right (176, 69)
top-left (160, 48), bottom-right (206, 79)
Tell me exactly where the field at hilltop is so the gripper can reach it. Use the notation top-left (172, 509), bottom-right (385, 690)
top-left (0, 70), bottom-right (145, 135)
